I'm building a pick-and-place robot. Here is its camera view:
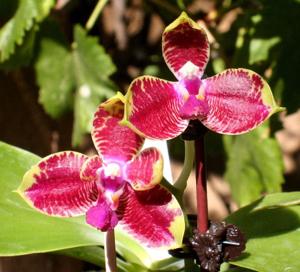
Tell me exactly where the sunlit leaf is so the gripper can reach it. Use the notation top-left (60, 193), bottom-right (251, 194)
top-left (224, 123), bottom-right (284, 207)
top-left (0, 0), bottom-right (55, 62)
top-left (35, 20), bottom-right (74, 118)
top-left (232, 0), bottom-right (300, 114)
top-left (249, 37), bottom-right (280, 65)
top-left (58, 246), bottom-right (147, 272)
top-left (226, 192), bottom-right (300, 272)
top-left (34, 23), bottom-right (117, 146)
top-left (72, 25), bottom-right (116, 146)
top-left (0, 26), bottom-right (37, 70)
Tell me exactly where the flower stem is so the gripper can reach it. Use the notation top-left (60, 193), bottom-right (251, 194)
top-left (174, 140), bottom-right (195, 192)
top-left (105, 229), bottom-right (117, 272)
top-left (85, 0), bottom-right (109, 31)
top-left (195, 133), bottom-right (208, 233)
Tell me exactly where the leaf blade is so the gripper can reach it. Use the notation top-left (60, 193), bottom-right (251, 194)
top-left (0, 0), bottom-right (55, 62)
top-left (224, 123), bottom-right (284, 206)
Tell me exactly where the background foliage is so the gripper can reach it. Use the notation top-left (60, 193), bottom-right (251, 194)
top-left (0, 0), bottom-right (300, 271)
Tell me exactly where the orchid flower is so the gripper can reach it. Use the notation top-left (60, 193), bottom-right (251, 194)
top-left (122, 12), bottom-right (283, 140)
top-left (17, 95), bottom-right (184, 248)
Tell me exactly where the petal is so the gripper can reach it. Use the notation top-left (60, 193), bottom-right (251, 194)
top-left (123, 76), bottom-right (189, 140)
top-left (92, 94), bottom-right (144, 162)
top-left (17, 151), bottom-right (98, 217)
top-left (125, 148), bottom-right (163, 190)
top-left (201, 69), bottom-right (282, 134)
top-left (86, 197), bottom-right (118, 231)
top-left (117, 184), bottom-right (184, 248)
top-left (162, 12), bottom-right (209, 80)
top-left (80, 155), bottom-right (102, 181)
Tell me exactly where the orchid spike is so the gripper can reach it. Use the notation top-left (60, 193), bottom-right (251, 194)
top-left (17, 94), bottom-right (184, 248)
top-left (122, 12), bottom-right (284, 140)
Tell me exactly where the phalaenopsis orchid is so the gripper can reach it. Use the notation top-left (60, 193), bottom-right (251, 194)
top-left (122, 12), bottom-right (282, 139)
top-left (17, 11), bottom-right (283, 272)
top-left (17, 95), bottom-right (184, 249)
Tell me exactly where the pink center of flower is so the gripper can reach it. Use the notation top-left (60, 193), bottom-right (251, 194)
top-left (98, 162), bottom-right (125, 193)
top-left (176, 62), bottom-right (209, 120)
top-left (177, 61), bottom-right (204, 97)
top-left (181, 77), bottom-right (202, 96)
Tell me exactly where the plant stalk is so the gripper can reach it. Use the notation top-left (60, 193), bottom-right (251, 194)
top-left (174, 140), bottom-right (195, 192)
top-left (85, 0), bottom-right (109, 31)
top-left (195, 134), bottom-right (208, 233)
top-left (105, 229), bottom-right (117, 272)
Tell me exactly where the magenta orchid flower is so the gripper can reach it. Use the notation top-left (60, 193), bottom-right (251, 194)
top-left (17, 95), bottom-right (184, 248)
top-left (122, 12), bottom-right (283, 140)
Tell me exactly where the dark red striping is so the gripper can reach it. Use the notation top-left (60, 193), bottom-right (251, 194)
top-left (126, 148), bottom-right (160, 188)
top-left (163, 22), bottom-right (209, 78)
top-left (27, 152), bottom-right (99, 216)
top-left (202, 69), bottom-right (270, 134)
top-left (81, 156), bottom-right (102, 181)
top-left (130, 77), bottom-right (188, 139)
top-left (117, 184), bottom-right (180, 247)
top-left (93, 106), bottom-right (144, 162)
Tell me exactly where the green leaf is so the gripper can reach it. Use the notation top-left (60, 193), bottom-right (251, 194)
top-left (73, 25), bottom-right (116, 79)
top-left (224, 124), bottom-right (284, 207)
top-left (58, 246), bottom-right (148, 272)
top-left (226, 192), bottom-right (300, 272)
top-left (0, 141), bottom-right (103, 255)
top-left (71, 25), bottom-right (116, 146)
top-left (34, 23), bottom-right (117, 145)
top-left (0, 141), bottom-right (182, 271)
top-left (0, 0), bottom-right (55, 62)
top-left (221, 263), bottom-right (255, 272)
top-left (0, 26), bottom-right (37, 70)
top-left (249, 37), bottom-right (281, 65)
top-left (231, 0), bottom-right (300, 114)
top-left (35, 20), bottom-right (75, 118)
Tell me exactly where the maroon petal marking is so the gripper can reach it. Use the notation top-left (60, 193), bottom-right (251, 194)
top-left (92, 95), bottom-right (144, 162)
top-left (86, 197), bottom-right (118, 231)
top-left (80, 155), bottom-right (102, 181)
top-left (18, 152), bottom-right (99, 217)
top-left (117, 184), bottom-right (184, 248)
top-left (124, 76), bottom-right (188, 140)
top-left (201, 69), bottom-right (278, 134)
top-left (162, 12), bottom-right (209, 80)
top-left (125, 148), bottom-right (163, 190)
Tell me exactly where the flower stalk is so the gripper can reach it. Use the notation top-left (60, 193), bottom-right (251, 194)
top-left (174, 140), bottom-right (195, 192)
top-left (195, 130), bottom-right (208, 234)
top-left (105, 229), bottom-right (117, 272)
top-left (85, 0), bottom-right (109, 31)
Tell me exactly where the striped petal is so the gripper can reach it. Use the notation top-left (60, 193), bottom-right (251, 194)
top-left (92, 94), bottom-right (144, 162)
top-left (17, 151), bottom-right (98, 217)
top-left (201, 69), bottom-right (282, 134)
top-left (117, 184), bottom-right (184, 248)
top-left (162, 12), bottom-right (209, 80)
top-left (125, 148), bottom-right (163, 191)
top-left (80, 155), bottom-right (102, 182)
top-left (123, 76), bottom-right (189, 140)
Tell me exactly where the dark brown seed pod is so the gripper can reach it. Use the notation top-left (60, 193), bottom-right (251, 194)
top-left (189, 222), bottom-right (246, 272)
